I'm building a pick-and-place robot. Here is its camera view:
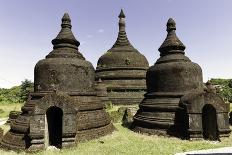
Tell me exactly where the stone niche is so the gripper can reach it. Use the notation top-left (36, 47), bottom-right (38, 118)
top-left (178, 86), bottom-right (231, 140)
top-left (29, 92), bottom-right (77, 150)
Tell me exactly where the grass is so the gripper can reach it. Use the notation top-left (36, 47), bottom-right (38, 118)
top-left (106, 105), bottom-right (138, 123)
top-left (0, 123), bottom-right (232, 155)
top-left (0, 103), bottom-right (231, 154)
top-left (0, 103), bottom-right (22, 118)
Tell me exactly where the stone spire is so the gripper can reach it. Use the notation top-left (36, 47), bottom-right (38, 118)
top-left (96, 9), bottom-right (149, 105)
top-left (112, 9), bottom-right (133, 48)
top-left (47, 13), bottom-right (84, 59)
top-left (118, 9), bottom-right (125, 18)
top-left (158, 18), bottom-right (186, 56)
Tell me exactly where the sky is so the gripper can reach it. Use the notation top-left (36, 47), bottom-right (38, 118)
top-left (0, 0), bottom-right (232, 88)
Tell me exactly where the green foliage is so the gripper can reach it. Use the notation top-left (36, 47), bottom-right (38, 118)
top-left (210, 78), bottom-right (232, 103)
top-left (19, 79), bottom-right (33, 102)
top-left (108, 110), bottom-right (123, 123)
top-left (0, 79), bottom-right (34, 104)
top-left (210, 78), bottom-right (230, 86)
top-left (0, 86), bottom-right (21, 103)
top-left (0, 109), bottom-right (4, 114)
top-left (228, 79), bottom-right (232, 88)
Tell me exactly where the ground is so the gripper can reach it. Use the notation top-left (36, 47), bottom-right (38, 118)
top-left (0, 103), bottom-right (232, 155)
top-left (0, 103), bottom-right (22, 118)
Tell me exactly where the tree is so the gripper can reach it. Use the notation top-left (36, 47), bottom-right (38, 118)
top-left (228, 79), bottom-right (232, 88)
top-left (0, 86), bottom-right (21, 103)
top-left (20, 79), bottom-right (34, 102)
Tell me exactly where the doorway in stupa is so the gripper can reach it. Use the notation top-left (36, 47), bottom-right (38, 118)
top-left (202, 104), bottom-right (219, 141)
top-left (46, 106), bottom-right (63, 148)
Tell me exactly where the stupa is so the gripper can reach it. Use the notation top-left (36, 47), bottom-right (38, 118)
top-left (95, 9), bottom-right (149, 105)
top-left (95, 79), bottom-right (111, 108)
top-left (1, 13), bottom-right (114, 150)
top-left (133, 18), bottom-right (230, 140)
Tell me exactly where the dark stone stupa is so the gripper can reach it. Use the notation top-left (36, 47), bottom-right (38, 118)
top-left (95, 10), bottom-right (149, 105)
top-left (1, 13), bottom-right (114, 150)
top-left (133, 18), bottom-right (230, 140)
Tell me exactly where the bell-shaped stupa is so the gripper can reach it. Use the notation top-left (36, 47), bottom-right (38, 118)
top-left (133, 18), bottom-right (203, 135)
top-left (96, 10), bottom-right (149, 105)
top-left (1, 13), bottom-right (114, 151)
top-left (133, 18), bottom-right (230, 140)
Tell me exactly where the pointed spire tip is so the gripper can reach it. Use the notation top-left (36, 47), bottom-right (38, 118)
top-left (118, 9), bottom-right (126, 18)
top-left (62, 13), bottom-right (71, 21)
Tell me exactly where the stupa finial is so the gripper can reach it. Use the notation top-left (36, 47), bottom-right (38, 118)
top-left (51, 13), bottom-right (79, 47)
top-left (158, 18), bottom-right (185, 55)
top-left (61, 13), bottom-right (72, 28)
top-left (47, 13), bottom-right (84, 59)
top-left (166, 18), bottom-right (176, 32)
top-left (118, 9), bottom-right (126, 18)
top-left (118, 9), bottom-right (126, 32)
top-left (112, 9), bottom-right (133, 48)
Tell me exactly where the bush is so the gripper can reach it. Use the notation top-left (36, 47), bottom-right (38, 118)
top-left (0, 86), bottom-right (21, 103)
top-left (228, 79), bottom-right (232, 88)
top-left (19, 79), bottom-right (33, 102)
top-left (0, 79), bottom-right (34, 104)
top-left (210, 78), bottom-right (232, 103)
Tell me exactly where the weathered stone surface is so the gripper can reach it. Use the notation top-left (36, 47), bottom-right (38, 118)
top-left (1, 13), bottom-right (114, 151)
top-left (95, 9), bottom-right (149, 105)
top-left (122, 108), bottom-right (133, 128)
top-left (34, 13), bottom-right (93, 93)
top-left (205, 80), bottom-right (217, 93)
top-left (95, 79), bottom-right (111, 108)
top-left (229, 112), bottom-right (232, 125)
top-left (133, 18), bottom-right (230, 140)
top-left (0, 127), bottom-right (3, 142)
top-left (6, 111), bottom-right (21, 124)
top-left (133, 18), bottom-right (203, 136)
top-left (178, 88), bottom-right (231, 140)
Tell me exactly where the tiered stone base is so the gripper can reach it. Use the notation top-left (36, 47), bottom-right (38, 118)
top-left (133, 93), bottom-right (181, 136)
top-left (108, 91), bottom-right (145, 105)
top-left (76, 123), bottom-right (115, 141)
top-left (1, 91), bottom-right (115, 151)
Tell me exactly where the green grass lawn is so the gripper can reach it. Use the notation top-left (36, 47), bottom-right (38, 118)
top-left (0, 103), bottom-right (231, 155)
top-left (0, 123), bottom-right (232, 155)
top-left (0, 103), bottom-right (22, 118)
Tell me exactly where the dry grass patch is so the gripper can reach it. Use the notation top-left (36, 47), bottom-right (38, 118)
top-left (0, 103), bottom-right (22, 118)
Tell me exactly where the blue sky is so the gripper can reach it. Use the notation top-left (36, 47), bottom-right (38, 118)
top-left (0, 0), bottom-right (232, 88)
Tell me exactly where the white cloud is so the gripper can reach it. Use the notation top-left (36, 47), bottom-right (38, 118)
top-left (97, 29), bottom-right (104, 33)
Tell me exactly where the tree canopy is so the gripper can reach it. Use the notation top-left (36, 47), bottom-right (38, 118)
top-left (0, 79), bottom-right (33, 104)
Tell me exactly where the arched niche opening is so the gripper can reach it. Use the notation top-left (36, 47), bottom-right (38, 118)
top-left (202, 104), bottom-right (218, 141)
top-left (46, 106), bottom-right (63, 148)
